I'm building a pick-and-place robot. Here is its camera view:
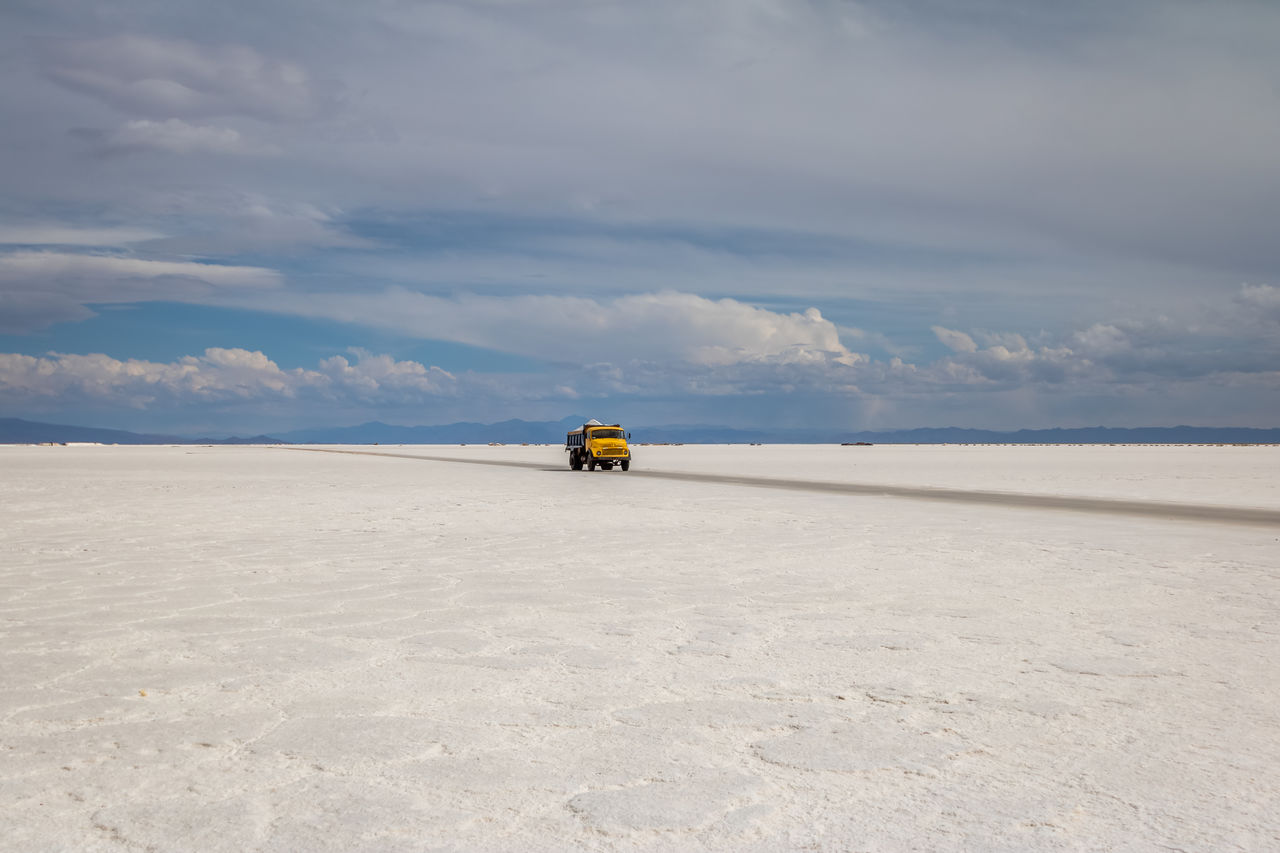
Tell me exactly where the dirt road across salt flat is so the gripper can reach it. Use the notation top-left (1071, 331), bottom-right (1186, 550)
top-left (281, 445), bottom-right (1280, 528)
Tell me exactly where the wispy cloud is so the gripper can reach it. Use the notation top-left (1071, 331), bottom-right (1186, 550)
top-left (44, 34), bottom-right (332, 121)
top-left (96, 118), bottom-right (278, 156)
top-left (0, 251), bottom-right (281, 331)
top-left (0, 225), bottom-right (164, 246)
top-left (0, 251), bottom-right (281, 286)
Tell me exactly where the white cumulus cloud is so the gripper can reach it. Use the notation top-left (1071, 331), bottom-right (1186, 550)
top-left (0, 348), bottom-right (455, 408)
top-left (259, 289), bottom-right (865, 370)
top-left (931, 326), bottom-right (978, 353)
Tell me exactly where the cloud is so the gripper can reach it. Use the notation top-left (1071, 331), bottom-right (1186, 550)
top-left (317, 350), bottom-right (456, 400)
top-left (0, 225), bottom-right (164, 246)
top-left (274, 0), bottom-right (1280, 275)
top-left (931, 326), bottom-right (978, 353)
top-left (0, 348), bottom-right (455, 408)
top-left (0, 291), bottom-right (97, 333)
top-left (0, 251), bottom-right (281, 332)
top-left (257, 289), bottom-right (864, 369)
top-left (3, 2), bottom-right (1280, 430)
top-left (99, 118), bottom-right (276, 156)
top-left (913, 309), bottom-right (1280, 390)
top-left (0, 251), bottom-right (280, 286)
top-left (221, 284), bottom-right (1280, 400)
top-left (1238, 284), bottom-right (1280, 322)
top-left (134, 195), bottom-right (375, 255)
top-left (9, 1), bottom-right (1279, 305)
top-left (3, 294), bottom-right (1277, 425)
top-left (44, 35), bottom-right (330, 121)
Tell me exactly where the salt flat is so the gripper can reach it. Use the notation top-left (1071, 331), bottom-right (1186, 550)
top-left (1, 444), bottom-right (1277, 852)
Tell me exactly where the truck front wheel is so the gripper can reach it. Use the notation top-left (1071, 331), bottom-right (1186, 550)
top-left (621, 460), bottom-right (630, 471)
top-left (588, 458), bottom-right (597, 471)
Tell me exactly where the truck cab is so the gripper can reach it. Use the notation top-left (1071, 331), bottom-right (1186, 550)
top-left (566, 421), bottom-right (632, 471)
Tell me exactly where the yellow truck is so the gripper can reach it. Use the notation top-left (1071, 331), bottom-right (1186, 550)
top-left (566, 420), bottom-right (632, 471)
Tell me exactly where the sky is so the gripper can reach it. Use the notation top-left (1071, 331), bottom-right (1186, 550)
top-left (1, 0), bottom-right (1278, 435)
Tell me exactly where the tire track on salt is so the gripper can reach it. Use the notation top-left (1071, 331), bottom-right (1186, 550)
top-left (276, 446), bottom-right (1280, 528)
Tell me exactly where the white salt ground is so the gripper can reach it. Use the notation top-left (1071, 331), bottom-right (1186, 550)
top-left (1, 443), bottom-right (1277, 852)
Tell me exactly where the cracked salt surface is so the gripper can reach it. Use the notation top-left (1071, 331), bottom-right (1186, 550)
top-left (1, 443), bottom-right (1278, 851)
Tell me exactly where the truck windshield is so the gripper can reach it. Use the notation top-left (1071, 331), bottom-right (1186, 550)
top-left (590, 429), bottom-right (624, 439)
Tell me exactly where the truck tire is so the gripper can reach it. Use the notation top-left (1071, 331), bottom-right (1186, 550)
top-left (601, 461), bottom-right (614, 471)
top-left (620, 460), bottom-right (630, 471)
top-left (588, 458), bottom-right (597, 471)
top-left (570, 451), bottom-right (583, 471)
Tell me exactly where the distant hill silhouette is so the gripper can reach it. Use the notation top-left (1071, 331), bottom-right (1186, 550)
top-left (3, 416), bottom-right (1278, 446)
top-left (0, 418), bottom-right (284, 445)
top-left (623, 424), bottom-right (1280, 445)
top-left (277, 416), bottom-right (588, 445)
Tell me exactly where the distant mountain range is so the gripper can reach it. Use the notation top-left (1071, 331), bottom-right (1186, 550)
top-left (4, 416), bottom-right (1279, 446)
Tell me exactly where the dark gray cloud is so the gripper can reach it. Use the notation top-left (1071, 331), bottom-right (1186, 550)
top-left (0, 250), bottom-right (281, 330)
top-left (11, 1), bottom-right (1279, 266)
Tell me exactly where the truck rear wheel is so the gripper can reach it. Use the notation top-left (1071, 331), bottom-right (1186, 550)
top-left (570, 451), bottom-right (583, 470)
top-left (601, 461), bottom-right (614, 471)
